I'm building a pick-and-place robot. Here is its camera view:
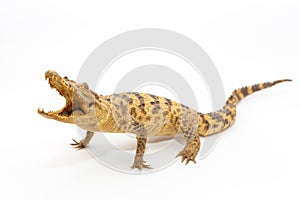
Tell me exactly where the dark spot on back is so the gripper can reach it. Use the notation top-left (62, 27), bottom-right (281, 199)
top-left (174, 116), bottom-right (179, 124)
top-left (128, 98), bottom-right (133, 104)
top-left (149, 95), bottom-right (161, 114)
top-left (210, 112), bottom-right (223, 122)
top-left (164, 98), bottom-right (172, 111)
top-left (138, 104), bottom-right (146, 115)
top-left (241, 87), bottom-right (248, 97)
top-left (165, 98), bottom-right (172, 106)
top-left (224, 119), bottom-right (229, 125)
top-left (132, 121), bottom-right (139, 127)
top-left (235, 90), bottom-right (241, 100)
top-left (252, 84), bottom-right (259, 92)
top-left (130, 107), bottom-right (137, 118)
top-left (134, 93), bottom-right (146, 114)
top-left (263, 82), bottom-right (270, 88)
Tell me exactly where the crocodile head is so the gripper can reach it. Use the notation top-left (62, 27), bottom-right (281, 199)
top-left (37, 70), bottom-right (108, 124)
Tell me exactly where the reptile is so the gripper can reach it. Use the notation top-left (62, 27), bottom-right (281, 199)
top-left (37, 70), bottom-right (291, 170)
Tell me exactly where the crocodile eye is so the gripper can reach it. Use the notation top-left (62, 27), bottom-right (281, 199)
top-left (64, 76), bottom-right (68, 80)
top-left (81, 82), bottom-right (89, 89)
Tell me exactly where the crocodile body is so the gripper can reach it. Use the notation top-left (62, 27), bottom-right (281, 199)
top-left (38, 70), bottom-right (291, 170)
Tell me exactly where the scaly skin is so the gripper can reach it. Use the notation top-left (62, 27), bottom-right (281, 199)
top-left (38, 70), bottom-right (291, 169)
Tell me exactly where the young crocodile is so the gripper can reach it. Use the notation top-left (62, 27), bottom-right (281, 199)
top-left (37, 70), bottom-right (291, 170)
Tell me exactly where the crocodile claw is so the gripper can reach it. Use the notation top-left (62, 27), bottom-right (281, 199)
top-left (70, 138), bottom-right (86, 149)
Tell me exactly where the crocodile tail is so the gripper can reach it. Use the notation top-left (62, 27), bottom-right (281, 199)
top-left (225, 79), bottom-right (292, 108)
top-left (199, 79), bottom-right (292, 137)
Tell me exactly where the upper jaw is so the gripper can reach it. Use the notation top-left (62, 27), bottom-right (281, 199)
top-left (45, 70), bottom-right (73, 99)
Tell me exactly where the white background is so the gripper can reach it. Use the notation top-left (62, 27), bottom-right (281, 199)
top-left (1, 0), bottom-right (300, 199)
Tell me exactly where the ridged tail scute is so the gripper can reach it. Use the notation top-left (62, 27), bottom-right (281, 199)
top-left (199, 79), bottom-right (292, 137)
top-left (225, 79), bottom-right (292, 108)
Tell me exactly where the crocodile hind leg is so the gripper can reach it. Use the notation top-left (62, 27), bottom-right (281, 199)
top-left (131, 135), bottom-right (152, 170)
top-left (176, 110), bottom-right (201, 164)
top-left (70, 131), bottom-right (94, 149)
top-left (176, 134), bottom-right (201, 165)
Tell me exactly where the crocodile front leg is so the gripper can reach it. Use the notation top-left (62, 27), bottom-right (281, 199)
top-left (71, 131), bottom-right (94, 149)
top-left (131, 135), bottom-right (152, 170)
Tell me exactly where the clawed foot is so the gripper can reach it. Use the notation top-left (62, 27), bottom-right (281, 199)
top-left (70, 139), bottom-right (87, 149)
top-left (131, 157), bottom-right (152, 171)
top-left (176, 149), bottom-right (197, 165)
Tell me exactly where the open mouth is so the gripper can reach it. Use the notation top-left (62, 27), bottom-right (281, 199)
top-left (37, 70), bottom-right (75, 118)
top-left (38, 70), bottom-right (93, 121)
